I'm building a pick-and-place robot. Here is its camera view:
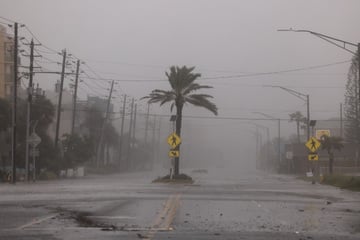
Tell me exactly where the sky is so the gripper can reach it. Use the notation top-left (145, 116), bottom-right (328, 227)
top-left (1, 0), bottom-right (359, 170)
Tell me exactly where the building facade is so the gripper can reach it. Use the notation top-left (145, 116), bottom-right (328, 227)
top-left (0, 24), bottom-right (15, 99)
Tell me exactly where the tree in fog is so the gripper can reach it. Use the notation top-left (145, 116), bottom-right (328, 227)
top-left (0, 98), bottom-right (11, 132)
top-left (143, 66), bottom-right (218, 176)
top-left (289, 111), bottom-right (307, 143)
top-left (82, 105), bottom-right (119, 165)
top-left (344, 51), bottom-right (359, 143)
top-left (320, 135), bottom-right (344, 175)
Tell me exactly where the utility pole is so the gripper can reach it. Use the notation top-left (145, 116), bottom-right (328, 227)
top-left (96, 80), bottom-right (114, 166)
top-left (24, 39), bottom-right (40, 181)
top-left (11, 22), bottom-right (18, 184)
top-left (144, 103), bottom-right (150, 143)
top-left (152, 116), bottom-right (156, 162)
top-left (306, 95), bottom-right (310, 139)
top-left (130, 103), bottom-right (137, 170)
top-left (156, 117), bottom-right (162, 163)
top-left (355, 43), bottom-right (360, 144)
top-left (126, 98), bottom-right (134, 168)
top-left (118, 94), bottom-right (127, 165)
top-left (340, 103), bottom-right (343, 139)
top-left (71, 59), bottom-right (80, 135)
top-left (255, 126), bottom-right (259, 169)
top-left (357, 43), bottom-right (360, 104)
top-left (132, 103), bottom-right (137, 141)
top-left (54, 49), bottom-right (67, 148)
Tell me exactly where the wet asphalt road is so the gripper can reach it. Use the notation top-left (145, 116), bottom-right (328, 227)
top-left (0, 168), bottom-right (360, 240)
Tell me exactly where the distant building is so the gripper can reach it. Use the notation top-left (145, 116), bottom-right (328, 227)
top-left (0, 24), bottom-right (16, 99)
top-left (45, 81), bottom-right (74, 140)
top-left (87, 96), bottom-right (113, 114)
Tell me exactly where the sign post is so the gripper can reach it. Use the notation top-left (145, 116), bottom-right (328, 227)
top-left (28, 132), bottom-right (41, 181)
top-left (305, 137), bottom-right (321, 183)
top-left (167, 132), bottom-right (181, 179)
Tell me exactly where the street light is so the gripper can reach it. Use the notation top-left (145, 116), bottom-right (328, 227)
top-left (263, 85), bottom-right (310, 141)
top-left (249, 122), bottom-right (270, 170)
top-left (278, 28), bottom-right (360, 136)
top-left (278, 28), bottom-right (358, 55)
top-left (253, 112), bottom-right (281, 171)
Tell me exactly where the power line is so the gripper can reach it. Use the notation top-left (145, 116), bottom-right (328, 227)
top-left (79, 59), bottom-right (351, 83)
top-left (0, 16), bottom-right (15, 23)
top-left (201, 60), bottom-right (352, 80)
top-left (23, 25), bottom-right (60, 54)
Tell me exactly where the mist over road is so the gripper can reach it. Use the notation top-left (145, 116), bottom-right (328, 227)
top-left (0, 169), bottom-right (359, 240)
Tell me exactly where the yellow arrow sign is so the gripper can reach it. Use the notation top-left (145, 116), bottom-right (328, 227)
top-left (305, 137), bottom-right (321, 153)
top-left (308, 153), bottom-right (319, 161)
top-left (167, 132), bottom-right (181, 148)
top-left (168, 150), bottom-right (180, 158)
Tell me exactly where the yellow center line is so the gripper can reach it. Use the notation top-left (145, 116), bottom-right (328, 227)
top-left (146, 193), bottom-right (181, 239)
top-left (162, 194), bottom-right (180, 230)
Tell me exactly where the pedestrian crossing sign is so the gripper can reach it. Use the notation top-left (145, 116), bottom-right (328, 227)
top-left (305, 137), bottom-right (321, 153)
top-left (167, 132), bottom-right (181, 148)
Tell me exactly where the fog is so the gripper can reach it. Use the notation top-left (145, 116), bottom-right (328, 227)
top-left (2, 0), bottom-right (360, 175)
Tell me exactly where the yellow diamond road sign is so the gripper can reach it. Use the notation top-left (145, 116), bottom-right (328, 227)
top-left (168, 150), bottom-right (180, 158)
top-left (308, 153), bottom-right (319, 161)
top-left (305, 137), bottom-right (321, 153)
top-left (167, 132), bottom-right (181, 148)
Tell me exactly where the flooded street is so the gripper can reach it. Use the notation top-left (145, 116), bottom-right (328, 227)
top-left (0, 169), bottom-right (359, 239)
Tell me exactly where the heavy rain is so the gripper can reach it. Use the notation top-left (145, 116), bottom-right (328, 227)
top-left (0, 1), bottom-right (359, 239)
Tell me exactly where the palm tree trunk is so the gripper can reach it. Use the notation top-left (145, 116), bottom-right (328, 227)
top-left (174, 104), bottom-right (183, 176)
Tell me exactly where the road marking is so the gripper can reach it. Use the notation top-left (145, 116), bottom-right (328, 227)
top-left (89, 215), bottom-right (136, 219)
top-left (146, 193), bottom-right (181, 239)
top-left (16, 214), bottom-right (57, 230)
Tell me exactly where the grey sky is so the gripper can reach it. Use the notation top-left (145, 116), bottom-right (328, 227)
top-left (1, 0), bottom-right (359, 168)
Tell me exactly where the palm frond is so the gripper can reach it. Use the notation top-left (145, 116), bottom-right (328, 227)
top-left (185, 94), bottom-right (218, 115)
top-left (166, 66), bottom-right (201, 92)
top-left (143, 89), bottom-right (176, 105)
top-left (182, 83), bottom-right (213, 96)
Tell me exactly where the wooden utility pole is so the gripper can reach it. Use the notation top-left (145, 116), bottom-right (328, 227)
top-left (71, 60), bottom-right (80, 135)
top-left (118, 94), bottom-right (127, 165)
top-left (132, 103), bottom-right (137, 141)
top-left (11, 22), bottom-right (18, 183)
top-left (96, 80), bottom-right (114, 166)
top-left (54, 49), bottom-right (67, 148)
top-left (340, 103), bottom-right (343, 138)
top-left (144, 103), bottom-right (150, 143)
top-left (126, 98), bottom-right (134, 168)
top-left (24, 39), bottom-right (40, 181)
top-left (152, 115), bottom-right (156, 162)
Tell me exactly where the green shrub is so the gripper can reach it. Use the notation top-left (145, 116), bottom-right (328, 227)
top-left (38, 171), bottom-right (58, 180)
top-left (152, 173), bottom-right (194, 183)
top-left (322, 175), bottom-right (360, 191)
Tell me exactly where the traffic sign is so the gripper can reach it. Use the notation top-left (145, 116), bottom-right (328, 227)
top-left (168, 150), bottom-right (180, 158)
top-left (30, 148), bottom-right (40, 157)
top-left (167, 132), bottom-right (181, 148)
top-left (305, 137), bottom-right (321, 153)
top-left (308, 153), bottom-right (319, 161)
top-left (28, 132), bottom-right (41, 147)
top-left (316, 129), bottom-right (330, 140)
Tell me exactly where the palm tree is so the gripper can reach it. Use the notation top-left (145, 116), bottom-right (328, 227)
top-left (320, 135), bottom-right (344, 175)
top-left (143, 66), bottom-right (218, 176)
top-left (289, 111), bottom-right (307, 143)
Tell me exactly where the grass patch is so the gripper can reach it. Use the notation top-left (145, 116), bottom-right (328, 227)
top-left (38, 171), bottom-right (58, 180)
top-left (322, 174), bottom-right (360, 191)
top-left (152, 173), bottom-right (194, 184)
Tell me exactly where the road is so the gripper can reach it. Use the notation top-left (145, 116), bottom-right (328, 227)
top-left (0, 168), bottom-right (359, 240)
